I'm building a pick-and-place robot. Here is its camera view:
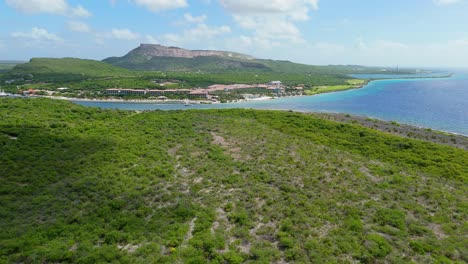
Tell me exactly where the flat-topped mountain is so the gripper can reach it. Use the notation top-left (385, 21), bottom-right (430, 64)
top-left (103, 44), bottom-right (266, 71)
top-left (102, 44), bottom-right (416, 73)
top-left (130, 44), bottom-right (255, 60)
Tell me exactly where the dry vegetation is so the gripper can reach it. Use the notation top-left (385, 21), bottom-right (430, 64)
top-left (0, 98), bottom-right (466, 263)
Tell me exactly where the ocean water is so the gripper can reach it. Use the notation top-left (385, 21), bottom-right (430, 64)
top-left (349, 72), bottom-right (452, 79)
top-left (74, 74), bottom-right (468, 136)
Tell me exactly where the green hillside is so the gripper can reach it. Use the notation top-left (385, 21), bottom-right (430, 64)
top-left (0, 58), bottom-right (352, 94)
top-left (103, 53), bottom-right (389, 75)
top-left (5, 57), bottom-right (133, 82)
top-left (1, 98), bottom-right (466, 263)
top-left (103, 54), bottom-right (269, 72)
top-left (102, 44), bottom-right (413, 75)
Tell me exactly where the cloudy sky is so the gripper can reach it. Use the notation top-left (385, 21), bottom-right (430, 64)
top-left (0, 0), bottom-right (467, 67)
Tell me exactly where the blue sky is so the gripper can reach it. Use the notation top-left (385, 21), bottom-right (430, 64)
top-left (1, 0), bottom-right (467, 67)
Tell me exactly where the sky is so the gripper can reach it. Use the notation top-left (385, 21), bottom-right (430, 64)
top-left (0, 0), bottom-right (467, 67)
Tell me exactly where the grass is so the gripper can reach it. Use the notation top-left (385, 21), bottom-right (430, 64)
top-left (2, 58), bottom-right (135, 84)
top-left (0, 98), bottom-right (466, 263)
top-left (305, 79), bottom-right (367, 95)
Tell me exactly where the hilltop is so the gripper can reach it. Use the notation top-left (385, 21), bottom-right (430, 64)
top-left (0, 46), bottom-right (419, 100)
top-left (102, 44), bottom-right (398, 74)
top-left (123, 44), bottom-right (255, 60)
top-left (0, 98), bottom-right (466, 263)
top-left (103, 44), bottom-right (269, 71)
top-left (7, 58), bottom-right (133, 80)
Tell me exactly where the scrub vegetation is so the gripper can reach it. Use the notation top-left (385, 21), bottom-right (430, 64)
top-left (305, 79), bottom-right (367, 95)
top-left (1, 98), bottom-right (466, 263)
top-left (1, 57), bottom-right (402, 98)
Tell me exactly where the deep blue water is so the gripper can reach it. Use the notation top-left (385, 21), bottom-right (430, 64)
top-left (74, 74), bottom-right (468, 136)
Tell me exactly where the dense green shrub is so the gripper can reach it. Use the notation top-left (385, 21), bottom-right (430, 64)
top-left (0, 98), bottom-right (466, 263)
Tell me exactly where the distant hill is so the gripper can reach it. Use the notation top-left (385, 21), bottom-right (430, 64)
top-left (1, 47), bottom-right (418, 87)
top-left (0, 60), bottom-right (25, 73)
top-left (0, 60), bottom-right (26, 64)
top-left (104, 54), bottom-right (269, 72)
top-left (103, 44), bottom-right (405, 75)
top-left (103, 44), bottom-right (270, 72)
top-left (3, 57), bottom-right (133, 82)
top-left (0, 57), bottom-right (353, 88)
top-left (125, 44), bottom-right (255, 60)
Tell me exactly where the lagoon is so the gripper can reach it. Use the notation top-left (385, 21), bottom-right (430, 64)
top-left (74, 74), bottom-right (468, 136)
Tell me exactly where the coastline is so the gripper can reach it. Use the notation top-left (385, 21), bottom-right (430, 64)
top-left (4, 91), bottom-right (467, 140)
top-left (26, 74), bottom-right (453, 105)
top-left (40, 96), bottom-right (215, 105)
top-left (309, 111), bottom-right (467, 150)
top-left (35, 95), bottom-right (277, 104)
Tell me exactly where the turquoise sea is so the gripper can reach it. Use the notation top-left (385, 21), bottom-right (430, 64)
top-left (74, 73), bottom-right (468, 136)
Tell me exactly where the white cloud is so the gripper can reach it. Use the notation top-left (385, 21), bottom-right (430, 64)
top-left (6, 0), bottom-right (67, 14)
top-left (230, 35), bottom-right (281, 51)
top-left (220, 0), bottom-right (318, 22)
top-left (67, 21), bottom-right (91, 33)
top-left (145, 34), bottom-right (159, 44)
top-left (6, 0), bottom-right (92, 17)
top-left (70, 5), bottom-right (92, 17)
top-left (220, 0), bottom-right (318, 50)
top-left (161, 33), bottom-right (181, 44)
top-left (233, 15), bottom-right (304, 43)
top-left (186, 24), bottom-right (231, 38)
top-left (433, 0), bottom-right (461, 5)
top-left (184, 13), bottom-right (207, 24)
top-left (12, 27), bottom-right (63, 42)
top-left (133, 0), bottom-right (188, 12)
top-left (220, 0), bottom-right (318, 15)
top-left (110, 28), bottom-right (140, 40)
top-left (161, 23), bottom-right (230, 46)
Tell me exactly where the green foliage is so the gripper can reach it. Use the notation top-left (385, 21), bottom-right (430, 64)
top-left (10, 57), bottom-right (133, 78)
top-left (0, 98), bottom-right (466, 263)
top-left (374, 208), bottom-right (406, 230)
top-left (365, 234), bottom-right (392, 258)
top-left (409, 239), bottom-right (438, 254)
top-left (104, 54), bottom-right (269, 72)
top-left (1, 57), bottom-right (358, 97)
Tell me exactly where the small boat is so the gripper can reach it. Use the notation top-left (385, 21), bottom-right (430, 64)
top-left (184, 99), bottom-right (191, 106)
top-left (0, 90), bottom-right (8, 97)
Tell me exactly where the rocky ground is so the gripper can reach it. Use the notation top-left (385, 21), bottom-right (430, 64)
top-left (313, 112), bottom-right (468, 150)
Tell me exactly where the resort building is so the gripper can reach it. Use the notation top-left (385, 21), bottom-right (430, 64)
top-left (106, 88), bottom-right (190, 96)
top-left (189, 90), bottom-right (209, 99)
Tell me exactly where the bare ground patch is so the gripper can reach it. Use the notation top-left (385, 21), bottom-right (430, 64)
top-left (210, 132), bottom-right (246, 160)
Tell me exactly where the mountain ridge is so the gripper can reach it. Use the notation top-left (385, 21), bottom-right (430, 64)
top-left (129, 44), bottom-right (256, 60)
top-left (103, 44), bottom-right (268, 72)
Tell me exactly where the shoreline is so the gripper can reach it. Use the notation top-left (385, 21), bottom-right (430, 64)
top-left (266, 107), bottom-right (467, 139)
top-left (35, 95), bottom-right (278, 104)
top-left (17, 73), bottom-right (453, 105)
top-left (309, 111), bottom-right (467, 149)
top-left (40, 96), bottom-right (216, 105)
top-left (3, 93), bottom-right (466, 139)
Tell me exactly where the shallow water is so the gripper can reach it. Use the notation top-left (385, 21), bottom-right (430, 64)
top-left (74, 74), bottom-right (468, 136)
